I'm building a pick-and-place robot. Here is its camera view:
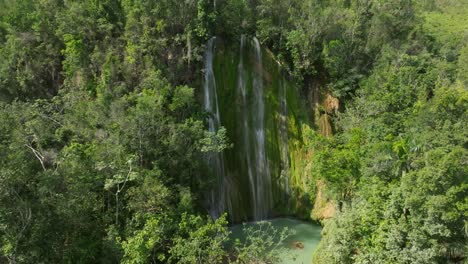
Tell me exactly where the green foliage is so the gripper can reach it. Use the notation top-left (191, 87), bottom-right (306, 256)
top-left (0, 0), bottom-right (467, 263)
top-left (231, 221), bottom-right (296, 264)
top-left (255, 0), bottom-right (419, 97)
top-left (423, 2), bottom-right (468, 46)
top-left (313, 7), bottom-right (468, 260)
top-left (170, 214), bottom-right (229, 264)
top-left (309, 129), bottom-right (363, 202)
top-left (458, 44), bottom-right (468, 85)
top-left (200, 127), bottom-right (232, 153)
top-left (121, 217), bottom-right (165, 264)
top-left (196, 0), bottom-right (216, 39)
top-left (0, 0), bottom-right (63, 100)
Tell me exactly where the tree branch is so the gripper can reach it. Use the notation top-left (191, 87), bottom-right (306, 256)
top-left (25, 143), bottom-right (46, 171)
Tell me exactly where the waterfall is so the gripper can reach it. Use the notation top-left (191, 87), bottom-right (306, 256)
top-left (204, 36), bottom-right (283, 221)
top-left (234, 36), bottom-right (274, 220)
top-left (237, 35), bottom-right (257, 218)
top-left (237, 36), bottom-right (273, 220)
top-left (251, 37), bottom-right (273, 220)
top-left (203, 37), bottom-right (227, 219)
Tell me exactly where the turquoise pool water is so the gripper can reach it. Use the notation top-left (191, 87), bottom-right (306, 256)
top-left (230, 218), bottom-right (322, 264)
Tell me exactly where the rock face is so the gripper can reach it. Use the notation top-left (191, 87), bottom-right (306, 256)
top-left (311, 181), bottom-right (336, 220)
top-left (203, 37), bottom-right (313, 222)
top-left (291, 241), bottom-right (305, 249)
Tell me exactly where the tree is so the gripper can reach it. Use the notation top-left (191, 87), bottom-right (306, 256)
top-left (169, 214), bottom-right (229, 264)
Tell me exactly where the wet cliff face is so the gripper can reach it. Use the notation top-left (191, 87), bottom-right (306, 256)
top-left (204, 37), bottom-right (316, 222)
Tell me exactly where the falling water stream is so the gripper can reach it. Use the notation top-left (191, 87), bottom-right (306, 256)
top-left (203, 36), bottom-right (289, 220)
top-left (251, 37), bottom-right (273, 220)
top-left (237, 35), bottom-right (257, 219)
top-left (204, 37), bottom-right (227, 219)
top-left (203, 36), bottom-right (322, 262)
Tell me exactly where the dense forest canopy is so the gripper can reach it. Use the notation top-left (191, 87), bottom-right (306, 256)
top-left (0, 0), bottom-right (466, 263)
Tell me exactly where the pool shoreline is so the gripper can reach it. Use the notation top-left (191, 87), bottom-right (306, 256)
top-left (229, 217), bottom-right (322, 264)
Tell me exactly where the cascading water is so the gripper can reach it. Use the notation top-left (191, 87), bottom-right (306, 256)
top-left (237, 35), bottom-right (257, 217)
top-left (235, 36), bottom-right (273, 220)
top-left (203, 35), bottom-right (306, 221)
top-left (203, 37), bottom-right (228, 219)
top-left (251, 37), bottom-right (273, 220)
